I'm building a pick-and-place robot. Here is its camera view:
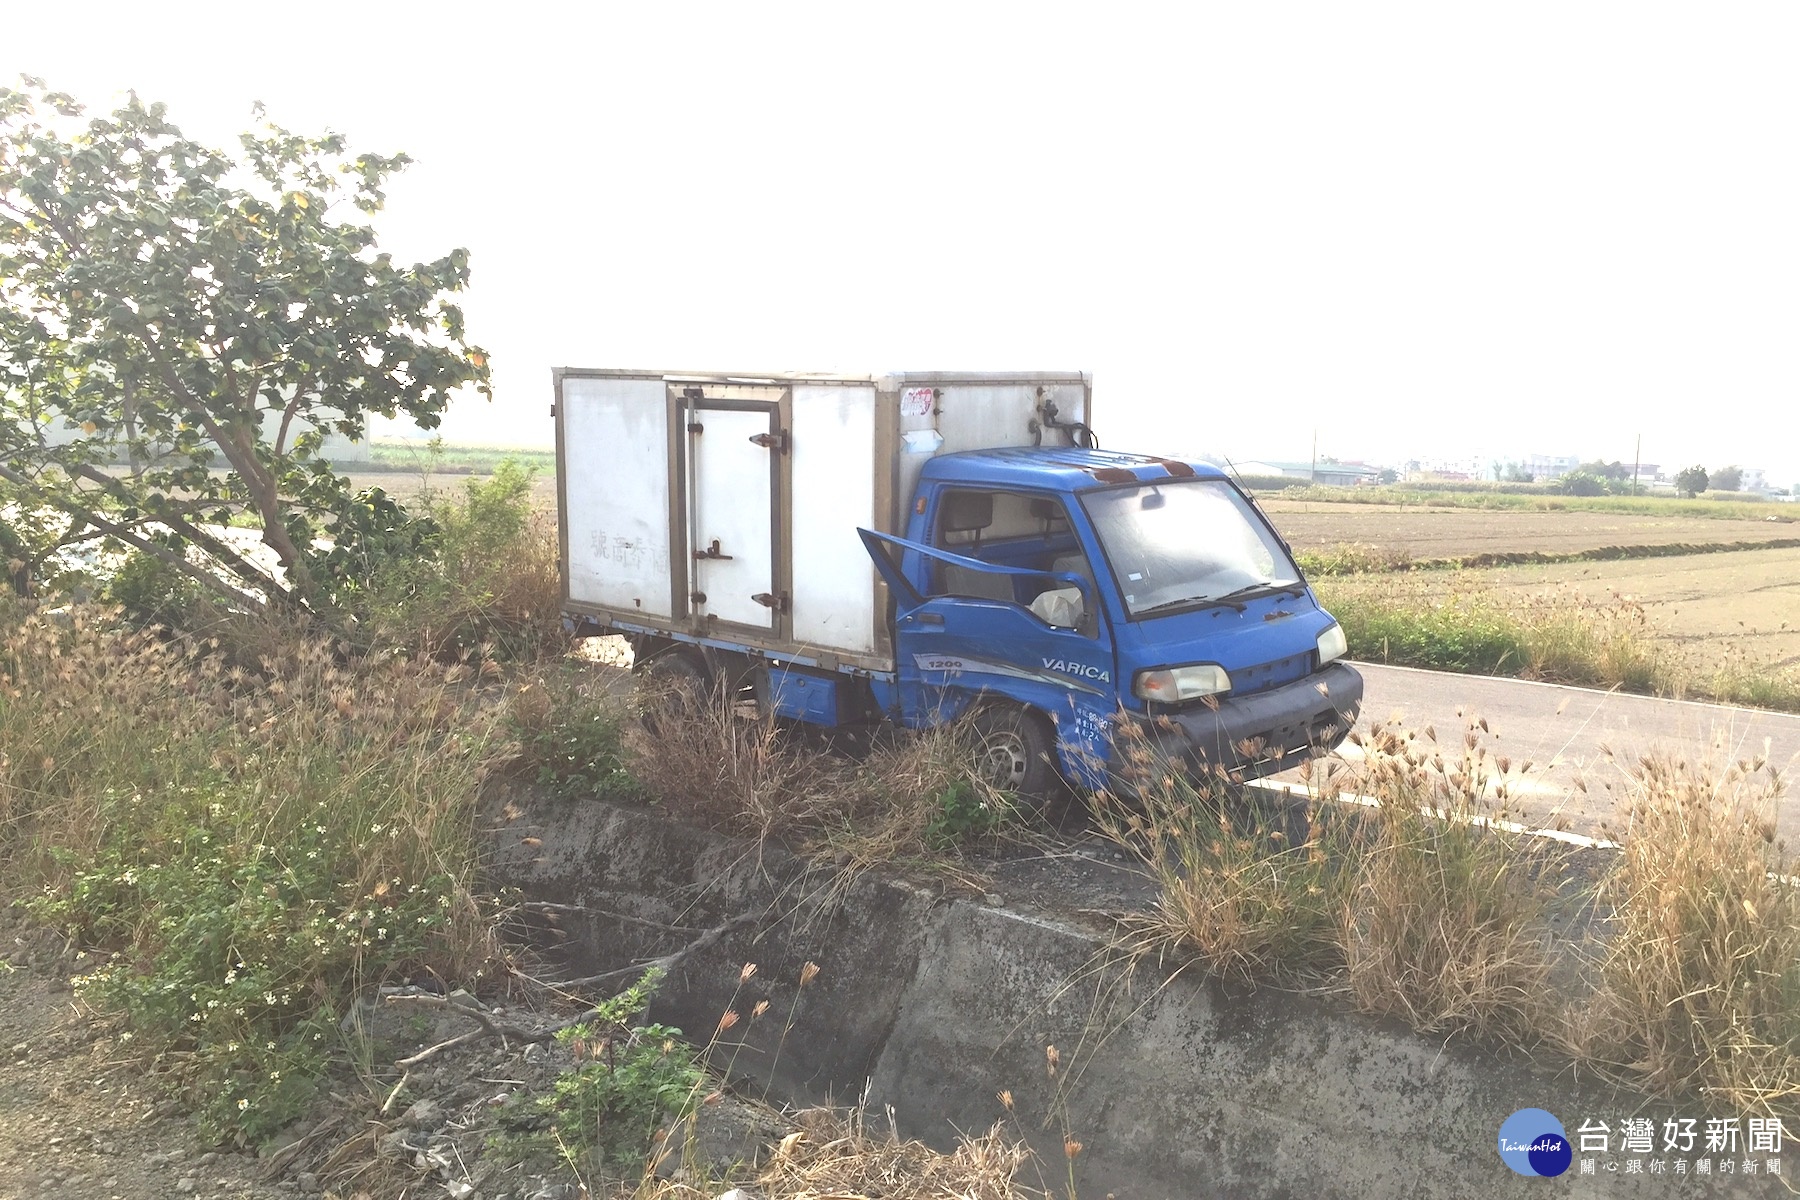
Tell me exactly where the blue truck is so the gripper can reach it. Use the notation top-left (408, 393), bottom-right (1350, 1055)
top-left (556, 369), bottom-right (1361, 794)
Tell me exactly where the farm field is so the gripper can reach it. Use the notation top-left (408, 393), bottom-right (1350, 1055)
top-left (1315, 544), bottom-right (1800, 672)
top-left (1259, 497), bottom-right (1797, 560)
top-left (339, 467), bottom-right (559, 507)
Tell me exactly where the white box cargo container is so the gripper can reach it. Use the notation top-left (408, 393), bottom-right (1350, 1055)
top-left (555, 369), bottom-right (1092, 672)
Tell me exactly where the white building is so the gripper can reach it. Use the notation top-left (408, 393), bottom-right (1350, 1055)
top-left (1525, 453), bottom-right (1580, 480)
top-left (30, 406), bottom-right (369, 464)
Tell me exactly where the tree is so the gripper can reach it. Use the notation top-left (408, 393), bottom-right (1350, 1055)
top-left (0, 79), bottom-right (490, 611)
top-left (1377, 468), bottom-right (1398, 485)
top-left (1558, 470), bottom-right (1606, 497)
top-left (1711, 464), bottom-right (1743, 493)
top-left (1675, 465), bottom-right (1709, 497)
top-left (1577, 459), bottom-right (1631, 482)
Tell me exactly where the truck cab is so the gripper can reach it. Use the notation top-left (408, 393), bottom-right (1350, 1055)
top-left (860, 448), bottom-right (1362, 792)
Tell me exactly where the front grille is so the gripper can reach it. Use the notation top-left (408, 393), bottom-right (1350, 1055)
top-left (1230, 653), bottom-right (1312, 697)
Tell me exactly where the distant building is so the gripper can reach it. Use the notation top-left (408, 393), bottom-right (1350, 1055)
top-left (1525, 453), bottom-right (1580, 481)
top-left (29, 405), bottom-right (370, 464)
top-left (1405, 456), bottom-right (1485, 482)
top-left (1244, 459), bottom-right (1382, 487)
top-left (1740, 467), bottom-right (1768, 492)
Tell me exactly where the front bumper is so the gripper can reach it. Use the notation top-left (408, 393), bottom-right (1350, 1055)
top-left (1123, 662), bottom-right (1363, 782)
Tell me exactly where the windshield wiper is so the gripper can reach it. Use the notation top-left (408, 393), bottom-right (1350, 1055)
top-left (1212, 579), bottom-right (1305, 604)
top-left (1135, 580), bottom-right (1303, 617)
top-left (1134, 595), bottom-right (1215, 616)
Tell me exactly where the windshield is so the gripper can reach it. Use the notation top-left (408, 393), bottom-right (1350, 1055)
top-left (1079, 479), bottom-right (1301, 618)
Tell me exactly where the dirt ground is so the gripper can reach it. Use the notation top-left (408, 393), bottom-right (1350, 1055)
top-left (0, 901), bottom-right (766, 1200)
top-left (1258, 498), bottom-right (1797, 559)
top-left (0, 914), bottom-right (288, 1200)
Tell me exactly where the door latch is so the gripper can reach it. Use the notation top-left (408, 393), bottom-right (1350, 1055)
top-left (748, 430), bottom-right (789, 452)
top-left (693, 539), bottom-right (733, 561)
top-left (751, 591), bottom-right (790, 613)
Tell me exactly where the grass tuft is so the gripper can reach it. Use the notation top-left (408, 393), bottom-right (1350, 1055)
top-left (1571, 748), bottom-right (1800, 1114)
top-left (752, 1107), bottom-right (1033, 1200)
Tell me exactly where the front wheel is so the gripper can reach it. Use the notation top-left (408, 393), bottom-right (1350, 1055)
top-left (967, 705), bottom-right (1060, 801)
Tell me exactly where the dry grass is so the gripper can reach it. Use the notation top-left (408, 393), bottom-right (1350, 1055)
top-left (0, 596), bottom-right (517, 1135)
top-left (749, 1107), bottom-right (1034, 1200)
top-left (622, 682), bottom-right (1027, 870)
top-left (1095, 757), bottom-right (1353, 987)
top-left (1328, 722), bottom-right (1569, 1041)
top-left (1, 601), bottom-right (501, 924)
top-left (1101, 710), bottom-right (1800, 1115)
top-left (1099, 716), bottom-right (1575, 1039)
top-left (623, 681), bottom-right (841, 837)
top-left (1570, 746), bottom-right (1800, 1114)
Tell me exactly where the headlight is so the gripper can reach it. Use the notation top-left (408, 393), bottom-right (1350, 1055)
top-left (1133, 663), bottom-right (1231, 703)
top-left (1316, 622), bottom-right (1347, 666)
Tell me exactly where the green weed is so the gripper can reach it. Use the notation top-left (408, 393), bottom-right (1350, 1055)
top-left (520, 970), bottom-right (702, 1172)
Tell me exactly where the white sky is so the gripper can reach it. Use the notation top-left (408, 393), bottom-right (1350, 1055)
top-left (9, 3), bottom-right (1800, 487)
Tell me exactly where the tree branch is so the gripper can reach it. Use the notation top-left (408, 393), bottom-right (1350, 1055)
top-left (381, 913), bottom-right (758, 1068)
top-left (539, 913), bottom-right (757, 994)
top-left (0, 462), bottom-right (269, 611)
top-left (132, 328), bottom-right (320, 604)
top-left (63, 461), bottom-right (291, 604)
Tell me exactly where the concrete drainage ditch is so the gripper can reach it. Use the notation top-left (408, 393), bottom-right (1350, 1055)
top-left (488, 792), bottom-right (1773, 1198)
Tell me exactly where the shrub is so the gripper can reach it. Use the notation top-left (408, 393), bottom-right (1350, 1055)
top-left (103, 548), bottom-right (208, 628)
top-left (357, 460), bottom-right (565, 659)
top-left (523, 970), bottom-right (702, 1171)
top-left (508, 664), bottom-right (640, 802)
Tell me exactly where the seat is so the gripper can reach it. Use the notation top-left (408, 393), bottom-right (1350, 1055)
top-left (941, 562), bottom-right (1018, 602)
top-left (1031, 552), bottom-right (1096, 627)
top-left (1052, 553), bottom-right (1096, 591)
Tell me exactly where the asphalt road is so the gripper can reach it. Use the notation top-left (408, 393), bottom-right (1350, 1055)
top-left (1271, 661), bottom-right (1800, 846)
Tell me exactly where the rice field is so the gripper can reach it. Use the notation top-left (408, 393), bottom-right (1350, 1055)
top-left (1260, 497), bottom-right (1798, 560)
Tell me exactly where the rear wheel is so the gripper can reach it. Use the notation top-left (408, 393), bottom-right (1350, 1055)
top-left (967, 704), bottom-right (1060, 801)
top-left (637, 647), bottom-right (710, 730)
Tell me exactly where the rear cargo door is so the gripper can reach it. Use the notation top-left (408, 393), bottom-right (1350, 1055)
top-left (681, 389), bottom-right (784, 630)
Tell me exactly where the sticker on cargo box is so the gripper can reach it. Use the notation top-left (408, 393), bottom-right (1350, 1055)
top-left (901, 387), bottom-right (936, 417)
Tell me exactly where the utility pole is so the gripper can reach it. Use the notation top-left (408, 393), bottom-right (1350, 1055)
top-left (1311, 429), bottom-right (1317, 486)
top-left (1632, 433), bottom-right (1641, 495)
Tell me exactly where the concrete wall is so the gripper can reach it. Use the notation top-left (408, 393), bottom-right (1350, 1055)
top-left (489, 792), bottom-right (1770, 1197)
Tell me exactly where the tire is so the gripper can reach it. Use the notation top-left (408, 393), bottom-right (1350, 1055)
top-left (637, 648), bottom-right (711, 730)
top-left (967, 704), bottom-right (1061, 801)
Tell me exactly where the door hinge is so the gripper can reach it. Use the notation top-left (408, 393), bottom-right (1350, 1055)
top-left (751, 591), bottom-right (790, 613)
top-left (689, 590), bottom-right (707, 605)
top-left (687, 422), bottom-right (705, 435)
top-left (748, 430), bottom-right (789, 453)
top-left (693, 539), bottom-right (734, 561)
